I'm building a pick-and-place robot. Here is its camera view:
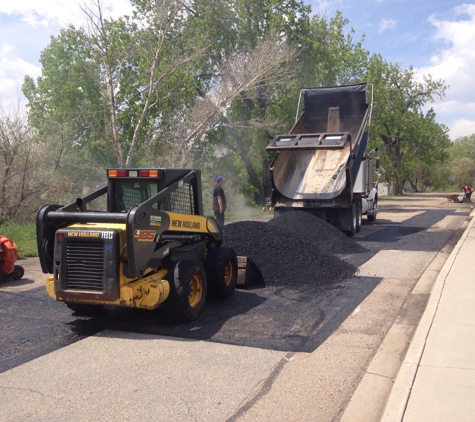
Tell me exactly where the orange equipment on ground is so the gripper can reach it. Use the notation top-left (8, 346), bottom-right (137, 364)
top-left (0, 235), bottom-right (24, 281)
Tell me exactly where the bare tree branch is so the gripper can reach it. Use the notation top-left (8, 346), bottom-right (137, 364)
top-left (171, 37), bottom-right (298, 167)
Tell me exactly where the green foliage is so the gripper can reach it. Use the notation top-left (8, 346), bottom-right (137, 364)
top-left (450, 134), bottom-right (475, 161)
top-left (1, 223), bottom-right (37, 259)
top-left (23, 1), bottom-right (212, 170)
top-left (366, 54), bottom-right (450, 193)
top-left (14, 0), bottom-right (457, 207)
top-left (299, 11), bottom-right (369, 87)
top-left (193, 4), bottom-right (370, 205)
top-left (22, 26), bottom-right (115, 188)
top-left (0, 108), bottom-right (63, 222)
top-left (448, 134), bottom-right (475, 187)
top-left (450, 157), bottom-right (475, 188)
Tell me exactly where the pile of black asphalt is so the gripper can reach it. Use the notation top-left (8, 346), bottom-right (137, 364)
top-left (222, 211), bottom-right (368, 291)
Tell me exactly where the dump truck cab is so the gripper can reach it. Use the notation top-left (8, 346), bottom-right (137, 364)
top-left (36, 168), bottom-right (238, 321)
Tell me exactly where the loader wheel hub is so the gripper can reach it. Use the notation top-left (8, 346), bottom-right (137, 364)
top-left (224, 261), bottom-right (234, 287)
top-left (188, 274), bottom-right (204, 308)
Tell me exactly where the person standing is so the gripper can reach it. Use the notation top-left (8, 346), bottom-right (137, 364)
top-left (462, 186), bottom-right (470, 201)
top-left (213, 176), bottom-right (227, 228)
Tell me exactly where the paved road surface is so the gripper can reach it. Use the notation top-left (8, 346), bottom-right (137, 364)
top-left (0, 194), bottom-right (471, 421)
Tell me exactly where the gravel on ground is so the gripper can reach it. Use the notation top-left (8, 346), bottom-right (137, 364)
top-left (222, 212), bottom-right (367, 291)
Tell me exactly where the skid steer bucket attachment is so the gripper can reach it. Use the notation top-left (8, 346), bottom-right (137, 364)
top-left (236, 256), bottom-right (264, 288)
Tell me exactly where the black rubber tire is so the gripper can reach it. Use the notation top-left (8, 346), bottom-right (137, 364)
top-left (356, 201), bottom-right (362, 233)
top-left (164, 260), bottom-right (207, 322)
top-left (367, 213), bottom-right (376, 222)
top-left (347, 203), bottom-right (357, 237)
top-left (13, 265), bottom-right (24, 280)
top-left (205, 247), bottom-right (238, 300)
top-left (273, 207), bottom-right (284, 218)
top-left (6, 265), bottom-right (24, 281)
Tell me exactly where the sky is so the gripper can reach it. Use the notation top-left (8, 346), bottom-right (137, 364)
top-left (0, 0), bottom-right (474, 141)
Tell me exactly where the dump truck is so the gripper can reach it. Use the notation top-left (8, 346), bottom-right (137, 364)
top-left (266, 83), bottom-right (379, 235)
top-left (36, 168), bottom-right (241, 322)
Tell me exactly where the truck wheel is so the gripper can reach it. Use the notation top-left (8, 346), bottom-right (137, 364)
top-left (367, 213), bottom-right (377, 222)
top-left (205, 247), bottom-right (238, 300)
top-left (346, 203), bottom-right (357, 237)
top-left (274, 208), bottom-right (284, 218)
top-left (356, 202), bottom-right (362, 233)
top-left (164, 260), bottom-right (207, 322)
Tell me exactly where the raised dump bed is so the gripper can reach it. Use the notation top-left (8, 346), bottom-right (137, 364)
top-left (266, 83), bottom-right (379, 235)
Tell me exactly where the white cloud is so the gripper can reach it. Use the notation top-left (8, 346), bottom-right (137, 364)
top-left (431, 99), bottom-right (475, 140)
top-left (379, 18), bottom-right (397, 34)
top-left (0, 43), bottom-right (41, 105)
top-left (0, 1), bottom-right (133, 108)
top-left (415, 4), bottom-right (475, 139)
top-left (432, 99), bottom-right (475, 116)
top-left (0, 44), bottom-right (14, 54)
top-left (449, 118), bottom-right (475, 140)
top-left (421, 5), bottom-right (475, 100)
top-left (0, 1), bottom-right (133, 27)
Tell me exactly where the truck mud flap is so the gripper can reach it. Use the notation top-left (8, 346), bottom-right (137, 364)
top-left (236, 256), bottom-right (264, 288)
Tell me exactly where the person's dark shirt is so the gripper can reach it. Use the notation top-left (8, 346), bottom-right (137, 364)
top-left (212, 184), bottom-right (226, 212)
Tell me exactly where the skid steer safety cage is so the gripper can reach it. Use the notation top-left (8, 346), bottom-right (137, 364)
top-left (170, 182), bottom-right (196, 215)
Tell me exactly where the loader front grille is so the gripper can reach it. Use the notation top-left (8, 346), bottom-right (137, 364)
top-left (64, 241), bottom-right (104, 291)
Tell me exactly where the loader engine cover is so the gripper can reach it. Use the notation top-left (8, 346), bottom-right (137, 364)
top-left (52, 227), bottom-right (121, 301)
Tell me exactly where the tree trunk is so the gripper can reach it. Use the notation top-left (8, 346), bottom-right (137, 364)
top-left (393, 179), bottom-right (405, 195)
top-left (408, 179), bottom-right (419, 193)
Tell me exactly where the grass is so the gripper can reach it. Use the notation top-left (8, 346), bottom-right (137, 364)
top-left (1, 222), bottom-right (37, 259)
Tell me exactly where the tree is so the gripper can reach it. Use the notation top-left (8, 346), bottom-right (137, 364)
top-left (193, 6), bottom-right (370, 205)
top-left (21, 1), bottom-right (373, 208)
top-left (0, 104), bottom-right (61, 223)
top-left (299, 11), bottom-right (369, 87)
top-left (402, 109), bottom-right (451, 192)
top-left (450, 134), bottom-right (475, 161)
top-left (448, 134), bottom-right (475, 188)
top-left (180, 0), bottom-right (313, 205)
top-left (367, 55), bottom-right (450, 194)
top-left (450, 157), bottom-right (475, 189)
top-left (24, 0), bottom-right (211, 169)
top-left (168, 37), bottom-right (299, 168)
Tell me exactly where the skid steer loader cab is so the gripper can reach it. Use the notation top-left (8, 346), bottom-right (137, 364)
top-left (36, 168), bottom-right (239, 322)
top-left (107, 168), bottom-right (201, 215)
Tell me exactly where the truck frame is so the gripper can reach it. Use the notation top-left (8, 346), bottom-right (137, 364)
top-left (266, 83), bottom-right (379, 235)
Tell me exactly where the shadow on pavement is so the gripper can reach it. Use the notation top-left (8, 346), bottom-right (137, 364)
top-left (67, 274), bottom-right (381, 353)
